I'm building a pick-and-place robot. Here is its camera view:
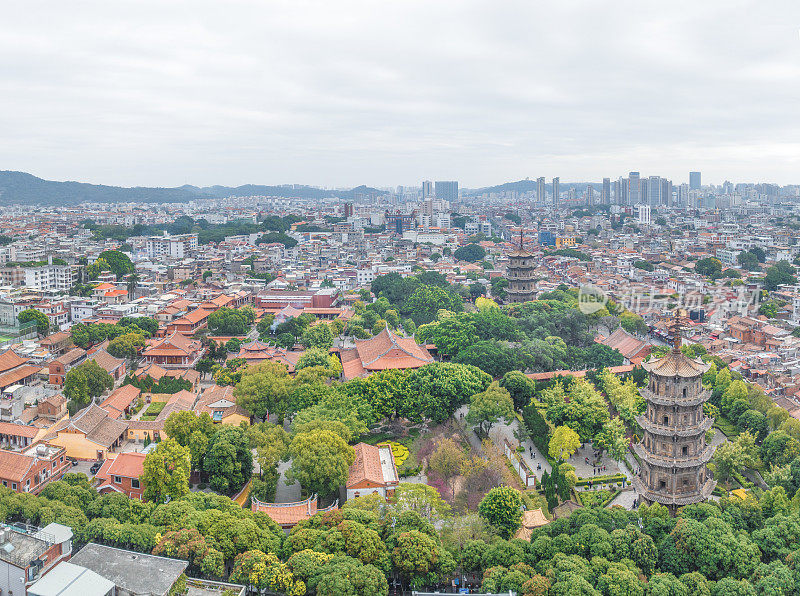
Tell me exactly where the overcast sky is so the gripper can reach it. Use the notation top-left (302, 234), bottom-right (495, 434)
top-left (1, 1), bottom-right (799, 189)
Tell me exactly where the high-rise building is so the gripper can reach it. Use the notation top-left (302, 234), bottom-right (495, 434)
top-left (632, 320), bottom-right (717, 515)
top-left (343, 202), bottom-right (354, 218)
top-left (536, 177), bottom-right (546, 203)
top-left (552, 177), bottom-right (560, 207)
top-left (615, 177), bottom-right (628, 205)
top-left (628, 172), bottom-right (640, 205)
top-left (689, 171), bottom-right (701, 190)
top-left (586, 185), bottom-right (594, 205)
top-left (434, 181), bottom-right (458, 202)
top-left (601, 178), bottom-right (611, 204)
top-left (648, 176), bottom-right (662, 206)
top-left (662, 179), bottom-right (673, 207)
top-left (677, 183), bottom-right (689, 208)
top-left (421, 180), bottom-right (434, 198)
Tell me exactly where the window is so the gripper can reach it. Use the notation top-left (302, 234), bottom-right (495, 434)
top-left (113, 475), bottom-right (122, 484)
top-left (52, 461), bottom-right (57, 468)
top-left (682, 446), bottom-right (688, 456)
top-left (663, 415), bottom-right (669, 425)
top-left (131, 479), bottom-right (140, 489)
top-left (659, 480), bottom-right (666, 490)
top-left (12, 483), bottom-right (16, 490)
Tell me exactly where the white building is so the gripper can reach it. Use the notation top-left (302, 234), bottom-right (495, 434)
top-left (145, 233), bottom-right (198, 259)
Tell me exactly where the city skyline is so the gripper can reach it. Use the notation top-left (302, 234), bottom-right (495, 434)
top-left (1, 1), bottom-right (799, 188)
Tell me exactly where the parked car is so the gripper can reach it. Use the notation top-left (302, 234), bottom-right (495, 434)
top-left (68, 457), bottom-right (79, 467)
top-left (89, 460), bottom-right (103, 474)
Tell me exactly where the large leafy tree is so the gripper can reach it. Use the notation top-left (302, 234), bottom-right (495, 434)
top-left (234, 361), bottom-right (293, 421)
top-left (315, 556), bottom-right (388, 596)
top-left (207, 307), bottom-right (250, 335)
top-left (466, 383), bottom-right (514, 437)
top-left (17, 309), bottom-right (49, 335)
top-left (230, 550), bottom-right (305, 596)
top-left (163, 411), bottom-right (217, 469)
top-left (397, 362), bottom-right (492, 423)
top-left (64, 360), bottom-right (114, 406)
top-left (404, 284), bottom-right (463, 325)
top-left (202, 425), bottom-right (253, 495)
top-left (500, 371), bottom-right (536, 410)
top-left (453, 243), bottom-right (486, 263)
top-left (98, 249), bottom-right (135, 279)
top-left (288, 428), bottom-right (355, 497)
top-left (300, 323), bottom-right (334, 350)
top-left (141, 439), bottom-right (191, 503)
top-left (107, 332), bottom-right (146, 360)
top-left (549, 425), bottom-right (581, 461)
top-left (478, 486), bottom-right (523, 539)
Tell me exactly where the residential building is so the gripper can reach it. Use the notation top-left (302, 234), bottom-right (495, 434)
top-left (0, 443), bottom-right (70, 494)
top-left (346, 442), bottom-right (399, 500)
top-left (94, 452), bottom-right (146, 499)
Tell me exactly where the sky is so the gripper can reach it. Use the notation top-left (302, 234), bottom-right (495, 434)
top-left (1, 0), bottom-right (799, 189)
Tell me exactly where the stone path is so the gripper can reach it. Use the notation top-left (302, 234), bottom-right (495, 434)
top-left (274, 459), bottom-right (301, 503)
top-left (455, 405), bottom-right (552, 480)
top-left (606, 489), bottom-right (638, 509)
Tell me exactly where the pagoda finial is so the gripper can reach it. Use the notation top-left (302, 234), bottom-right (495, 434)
top-left (519, 227), bottom-right (524, 249)
top-left (669, 308), bottom-right (684, 352)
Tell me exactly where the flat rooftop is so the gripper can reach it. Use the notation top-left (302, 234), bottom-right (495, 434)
top-left (70, 543), bottom-right (188, 596)
top-left (0, 523), bottom-right (51, 568)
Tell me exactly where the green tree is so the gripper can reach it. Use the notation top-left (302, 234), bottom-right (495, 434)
top-left (500, 371), bottom-right (536, 410)
top-left (288, 429), bottom-right (355, 497)
top-left (466, 383), bottom-right (514, 437)
top-left (596, 417), bottom-right (628, 461)
top-left (695, 257), bottom-right (723, 278)
top-left (427, 438), bottom-right (467, 499)
top-left (478, 486), bottom-right (523, 539)
top-left (549, 425), bottom-right (581, 461)
top-left (300, 324), bottom-right (334, 350)
top-left (17, 309), bottom-right (49, 335)
top-left (107, 332), bottom-right (146, 360)
top-left (315, 556), bottom-right (388, 596)
top-left (404, 284), bottom-right (463, 325)
top-left (141, 439), bottom-right (191, 503)
top-left (207, 307), bottom-right (249, 335)
top-left (202, 426), bottom-right (253, 495)
top-left (397, 362), bottom-right (492, 423)
top-left (63, 360), bottom-right (114, 406)
top-left (453, 243), bottom-right (486, 263)
top-left (764, 261), bottom-right (797, 291)
top-left (98, 250), bottom-right (135, 280)
top-left (234, 361), bottom-right (292, 421)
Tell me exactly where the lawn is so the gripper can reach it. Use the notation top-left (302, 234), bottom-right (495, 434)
top-left (140, 401), bottom-right (167, 421)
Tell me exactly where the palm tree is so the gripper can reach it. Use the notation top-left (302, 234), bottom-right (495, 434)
top-left (126, 273), bottom-right (140, 300)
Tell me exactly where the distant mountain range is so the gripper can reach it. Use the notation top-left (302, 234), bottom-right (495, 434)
top-left (0, 170), bottom-right (605, 205)
top-left (0, 171), bottom-right (384, 205)
top-left (464, 179), bottom-right (599, 195)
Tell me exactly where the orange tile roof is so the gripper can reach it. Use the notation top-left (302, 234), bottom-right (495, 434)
top-left (0, 450), bottom-right (34, 482)
top-left (0, 349), bottom-right (28, 374)
top-left (0, 364), bottom-right (42, 388)
top-left (0, 421), bottom-right (40, 438)
top-left (340, 327), bottom-right (432, 380)
top-left (98, 452), bottom-right (146, 480)
top-left (100, 384), bottom-right (141, 413)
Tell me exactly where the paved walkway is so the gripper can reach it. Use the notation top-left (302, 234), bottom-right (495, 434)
top-left (569, 443), bottom-right (623, 479)
top-left (274, 459), bottom-right (301, 503)
top-left (455, 405), bottom-right (552, 481)
top-left (606, 489), bottom-right (637, 509)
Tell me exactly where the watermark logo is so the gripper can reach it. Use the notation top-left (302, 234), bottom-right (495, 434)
top-left (578, 284), bottom-right (609, 314)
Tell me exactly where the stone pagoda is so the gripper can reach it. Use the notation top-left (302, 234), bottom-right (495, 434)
top-left (505, 230), bottom-right (536, 304)
top-left (632, 314), bottom-right (717, 514)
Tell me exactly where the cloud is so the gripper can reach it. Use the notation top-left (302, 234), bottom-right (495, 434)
top-left (0, 0), bottom-right (798, 188)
